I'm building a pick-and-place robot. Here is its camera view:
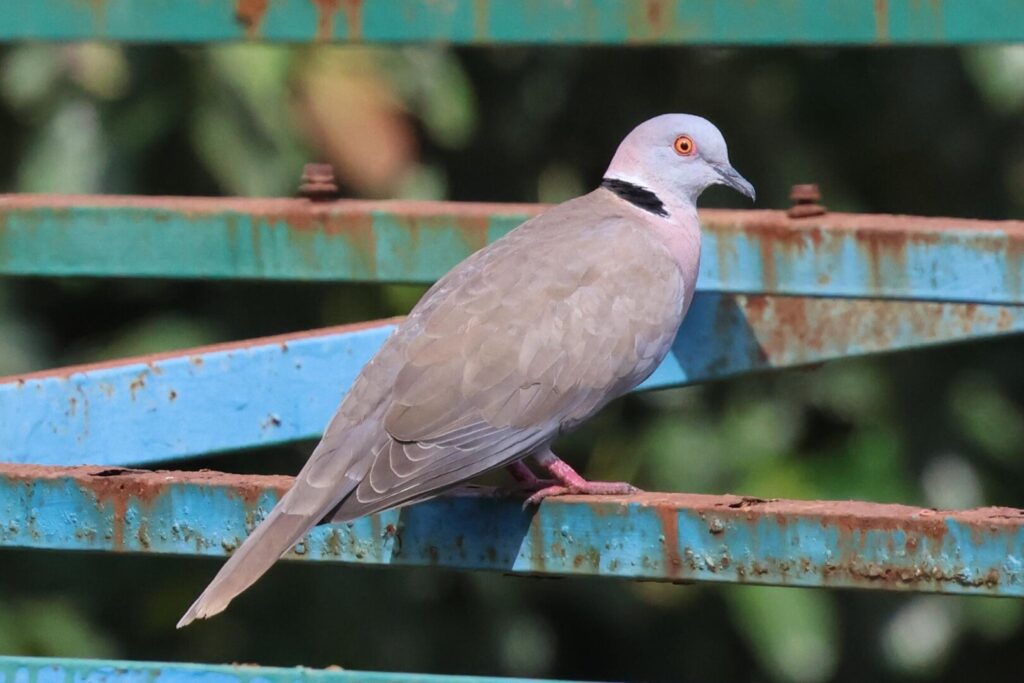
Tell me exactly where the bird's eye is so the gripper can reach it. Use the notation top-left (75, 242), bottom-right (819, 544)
top-left (673, 135), bottom-right (695, 156)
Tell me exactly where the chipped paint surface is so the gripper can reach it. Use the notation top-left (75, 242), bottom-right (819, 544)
top-left (0, 655), bottom-right (559, 683)
top-left (3, 296), bottom-right (1022, 467)
top-left (1, 464), bottom-right (1022, 596)
top-left (2, 195), bottom-right (1024, 305)
top-left (0, 0), bottom-right (1017, 44)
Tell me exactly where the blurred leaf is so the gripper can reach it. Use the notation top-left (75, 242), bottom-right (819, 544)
top-left (0, 286), bottom-right (49, 374)
top-left (395, 162), bottom-right (447, 200)
top-left (0, 597), bottom-right (118, 658)
top-left (192, 45), bottom-right (305, 196)
top-left (727, 586), bottom-right (838, 683)
top-left (805, 427), bottom-right (913, 503)
top-left (17, 99), bottom-right (106, 192)
top-left (65, 44), bottom-right (129, 100)
top-left (963, 596), bottom-right (1024, 641)
top-left (498, 613), bottom-right (556, 678)
top-left (950, 372), bottom-right (1024, 464)
top-left (0, 45), bottom-right (61, 112)
top-left (802, 360), bottom-right (891, 423)
top-left (920, 453), bottom-right (984, 509)
top-left (964, 46), bottom-right (1024, 115)
top-left (73, 315), bottom-right (222, 364)
top-left (294, 47), bottom-right (416, 197)
top-left (396, 47), bottom-right (477, 149)
top-left (538, 162), bottom-right (584, 204)
top-left (882, 596), bottom-right (959, 676)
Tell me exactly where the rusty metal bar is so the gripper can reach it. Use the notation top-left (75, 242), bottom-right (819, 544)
top-left (0, 0), bottom-right (1020, 45)
top-left (0, 656), bottom-right (563, 683)
top-left (2, 194), bottom-right (1024, 305)
top-left (3, 296), bottom-right (1022, 467)
top-left (1, 463), bottom-right (1021, 596)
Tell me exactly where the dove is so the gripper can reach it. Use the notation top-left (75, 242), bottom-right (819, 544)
top-left (177, 113), bottom-right (754, 627)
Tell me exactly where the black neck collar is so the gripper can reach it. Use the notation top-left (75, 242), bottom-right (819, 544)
top-left (600, 177), bottom-right (668, 218)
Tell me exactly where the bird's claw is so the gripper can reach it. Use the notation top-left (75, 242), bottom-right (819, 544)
top-left (494, 478), bottom-right (561, 498)
top-left (522, 481), bottom-right (640, 509)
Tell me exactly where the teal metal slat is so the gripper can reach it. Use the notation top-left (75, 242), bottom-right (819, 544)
top-left (0, 656), bottom-right (563, 683)
top-left (1, 464), bottom-right (1021, 595)
top-left (2, 296), bottom-right (1022, 467)
top-left (0, 1), bottom-right (1021, 45)
top-left (3, 195), bottom-right (1024, 305)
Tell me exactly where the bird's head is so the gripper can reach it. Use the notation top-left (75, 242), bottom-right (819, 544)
top-left (604, 114), bottom-right (755, 213)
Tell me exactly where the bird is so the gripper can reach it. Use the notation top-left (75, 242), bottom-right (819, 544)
top-left (177, 113), bottom-right (755, 627)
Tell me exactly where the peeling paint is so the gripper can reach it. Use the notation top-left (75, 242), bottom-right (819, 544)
top-left (2, 195), bottom-right (1022, 305)
top-left (234, 0), bottom-right (268, 38)
top-left (310, 0), bottom-right (341, 40)
top-left (2, 464), bottom-right (1022, 596)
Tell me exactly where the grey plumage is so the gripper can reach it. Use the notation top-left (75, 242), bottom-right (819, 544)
top-left (177, 114), bottom-right (753, 627)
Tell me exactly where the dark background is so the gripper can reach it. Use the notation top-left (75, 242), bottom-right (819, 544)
top-left (2, 45), bottom-right (1024, 682)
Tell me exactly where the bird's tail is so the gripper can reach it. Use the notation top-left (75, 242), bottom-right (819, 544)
top-left (176, 477), bottom-right (353, 628)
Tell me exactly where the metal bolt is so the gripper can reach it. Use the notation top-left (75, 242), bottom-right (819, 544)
top-left (298, 162), bottom-right (339, 201)
top-left (787, 183), bottom-right (827, 218)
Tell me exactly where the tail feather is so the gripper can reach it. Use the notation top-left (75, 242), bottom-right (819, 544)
top-left (176, 478), bottom-right (355, 628)
top-left (176, 508), bottom-right (311, 628)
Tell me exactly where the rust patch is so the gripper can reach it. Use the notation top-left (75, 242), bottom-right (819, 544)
top-left (732, 215), bottom-right (824, 294)
top-left (529, 515), bottom-right (546, 572)
top-left (235, 0), bottom-right (269, 38)
top-left (128, 372), bottom-right (146, 400)
top-left (3, 464), bottom-right (1022, 593)
top-left (1006, 233), bottom-right (1024, 299)
top-left (874, 0), bottom-right (889, 41)
top-left (322, 210), bottom-right (378, 278)
top-left (340, 0), bottom-right (363, 40)
top-left (855, 227), bottom-right (910, 292)
top-left (655, 507), bottom-right (683, 578)
top-left (473, 0), bottom-right (490, 41)
top-left (75, 467), bottom-right (164, 552)
top-left (310, 0), bottom-right (341, 40)
top-left (644, 0), bottom-right (670, 37)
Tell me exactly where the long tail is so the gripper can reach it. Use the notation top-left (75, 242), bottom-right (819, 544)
top-left (176, 476), bottom-right (355, 628)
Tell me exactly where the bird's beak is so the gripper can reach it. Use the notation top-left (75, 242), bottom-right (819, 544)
top-left (713, 164), bottom-right (756, 202)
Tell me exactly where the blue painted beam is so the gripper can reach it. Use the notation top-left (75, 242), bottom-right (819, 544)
top-left (3, 296), bottom-right (1023, 467)
top-left (1, 464), bottom-right (1021, 596)
top-left (3, 196), bottom-right (1024, 305)
top-left (0, 656), bottom-right (560, 683)
top-left (0, 1), bottom-right (1021, 45)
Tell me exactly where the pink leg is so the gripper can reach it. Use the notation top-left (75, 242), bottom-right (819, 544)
top-left (506, 461), bottom-right (540, 484)
top-left (523, 448), bottom-right (639, 506)
top-left (503, 460), bottom-right (559, 491)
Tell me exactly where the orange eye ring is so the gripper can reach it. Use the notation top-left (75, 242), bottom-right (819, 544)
top-left (673, 135), bottom-right (696, 156)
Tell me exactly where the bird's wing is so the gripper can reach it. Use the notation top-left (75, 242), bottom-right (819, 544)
top-left (331, 191), bottom-right (688, 519)
top-left (178, 191), bottom-right (686, 626)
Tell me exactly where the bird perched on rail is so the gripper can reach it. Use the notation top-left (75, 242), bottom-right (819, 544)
top-left (177, 113), bottom-right (755, 627)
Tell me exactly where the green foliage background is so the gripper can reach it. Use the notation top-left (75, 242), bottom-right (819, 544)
top-left (2, 44), bottom-right (1024, 682)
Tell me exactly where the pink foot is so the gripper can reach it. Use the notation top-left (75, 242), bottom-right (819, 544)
top-left (522, 449), bottom-right (640, 507)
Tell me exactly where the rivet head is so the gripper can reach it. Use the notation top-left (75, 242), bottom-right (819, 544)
top-left (787, 183), bottom-right (827, 218)
top-left (298, 163), bottom-right (339, 201)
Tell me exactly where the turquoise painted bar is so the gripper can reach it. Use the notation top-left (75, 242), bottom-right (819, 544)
top-left (3, 295), bottom-right (1022, 467)
top-left (0, 1), bottom-right (1020, 45)
top-left (3, 195), bottom-right (1024, 305)
top-left (1, 464), bottom-right (1021, 595)
top-left (0, 656), bottom-right (562, 683)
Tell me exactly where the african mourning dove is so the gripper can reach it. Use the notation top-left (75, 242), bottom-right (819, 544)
top-left (178, 113), bottom-right (754, 627)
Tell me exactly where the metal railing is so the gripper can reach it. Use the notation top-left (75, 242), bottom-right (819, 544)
top-left (2, 3), bottom-right (1023, 681)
